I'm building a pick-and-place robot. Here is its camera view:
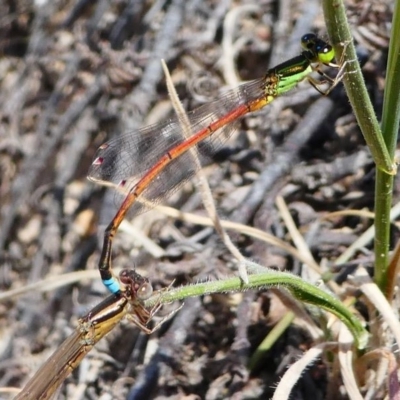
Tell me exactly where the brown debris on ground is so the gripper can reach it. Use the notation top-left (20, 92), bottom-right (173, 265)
top-left (0, 1), bottom-right (396, 399)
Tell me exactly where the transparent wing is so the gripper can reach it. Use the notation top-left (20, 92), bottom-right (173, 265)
top-left (88, 77), bottom-right (266, 214)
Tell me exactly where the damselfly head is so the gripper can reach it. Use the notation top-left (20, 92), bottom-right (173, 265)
top-left (119, 269), bottom-right (153, 300)
top-left (301, 33), bottom-right (318, 50)
top-left (301, 33), bottom-right (335, 65)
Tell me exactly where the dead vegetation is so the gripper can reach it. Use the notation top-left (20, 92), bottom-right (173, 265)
top-left (0, 0), bottom-right (396, 399)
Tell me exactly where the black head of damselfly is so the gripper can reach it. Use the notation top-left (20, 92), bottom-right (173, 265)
top-left (301, 33), bottom-right (336, 65)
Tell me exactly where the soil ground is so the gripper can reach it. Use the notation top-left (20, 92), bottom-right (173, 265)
top-left (0, 1), bottom-right (395, 399)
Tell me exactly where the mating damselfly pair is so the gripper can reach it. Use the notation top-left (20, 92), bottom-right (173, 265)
top-left (16, 33), bottom-right (343, 398)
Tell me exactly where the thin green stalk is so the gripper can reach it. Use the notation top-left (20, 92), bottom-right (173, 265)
top-left (375, 172), bottom-right (394, 294)
top-left (248, 311), bottom-right (295, 371)
top-left (322, 0), bottom-right (400, 295)
top-left (375, 0), bottom-right (400, 294)
top-left (322, 0), bottom-right (395, 176)
top-left (144, 264), bottom-right (369, 349)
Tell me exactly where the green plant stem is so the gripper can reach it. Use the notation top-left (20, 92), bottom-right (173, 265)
top-left (374, 172), bottom-right (394, 293)
top-left (375, 0), bottom-right (400, 294)
top-left (323, 0), bottom-right (400, 295)
top-left (248, 311), bottom-right (295, 371)
top-left (322, 0), bottom-right (395, 175)
top-left (144, 265), bottom-right (369, 349)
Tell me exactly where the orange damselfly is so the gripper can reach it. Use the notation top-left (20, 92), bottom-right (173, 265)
top-left (88, 33), bottom-right (341, 294)
top-left (15, 269), bottom-right (178, 399)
